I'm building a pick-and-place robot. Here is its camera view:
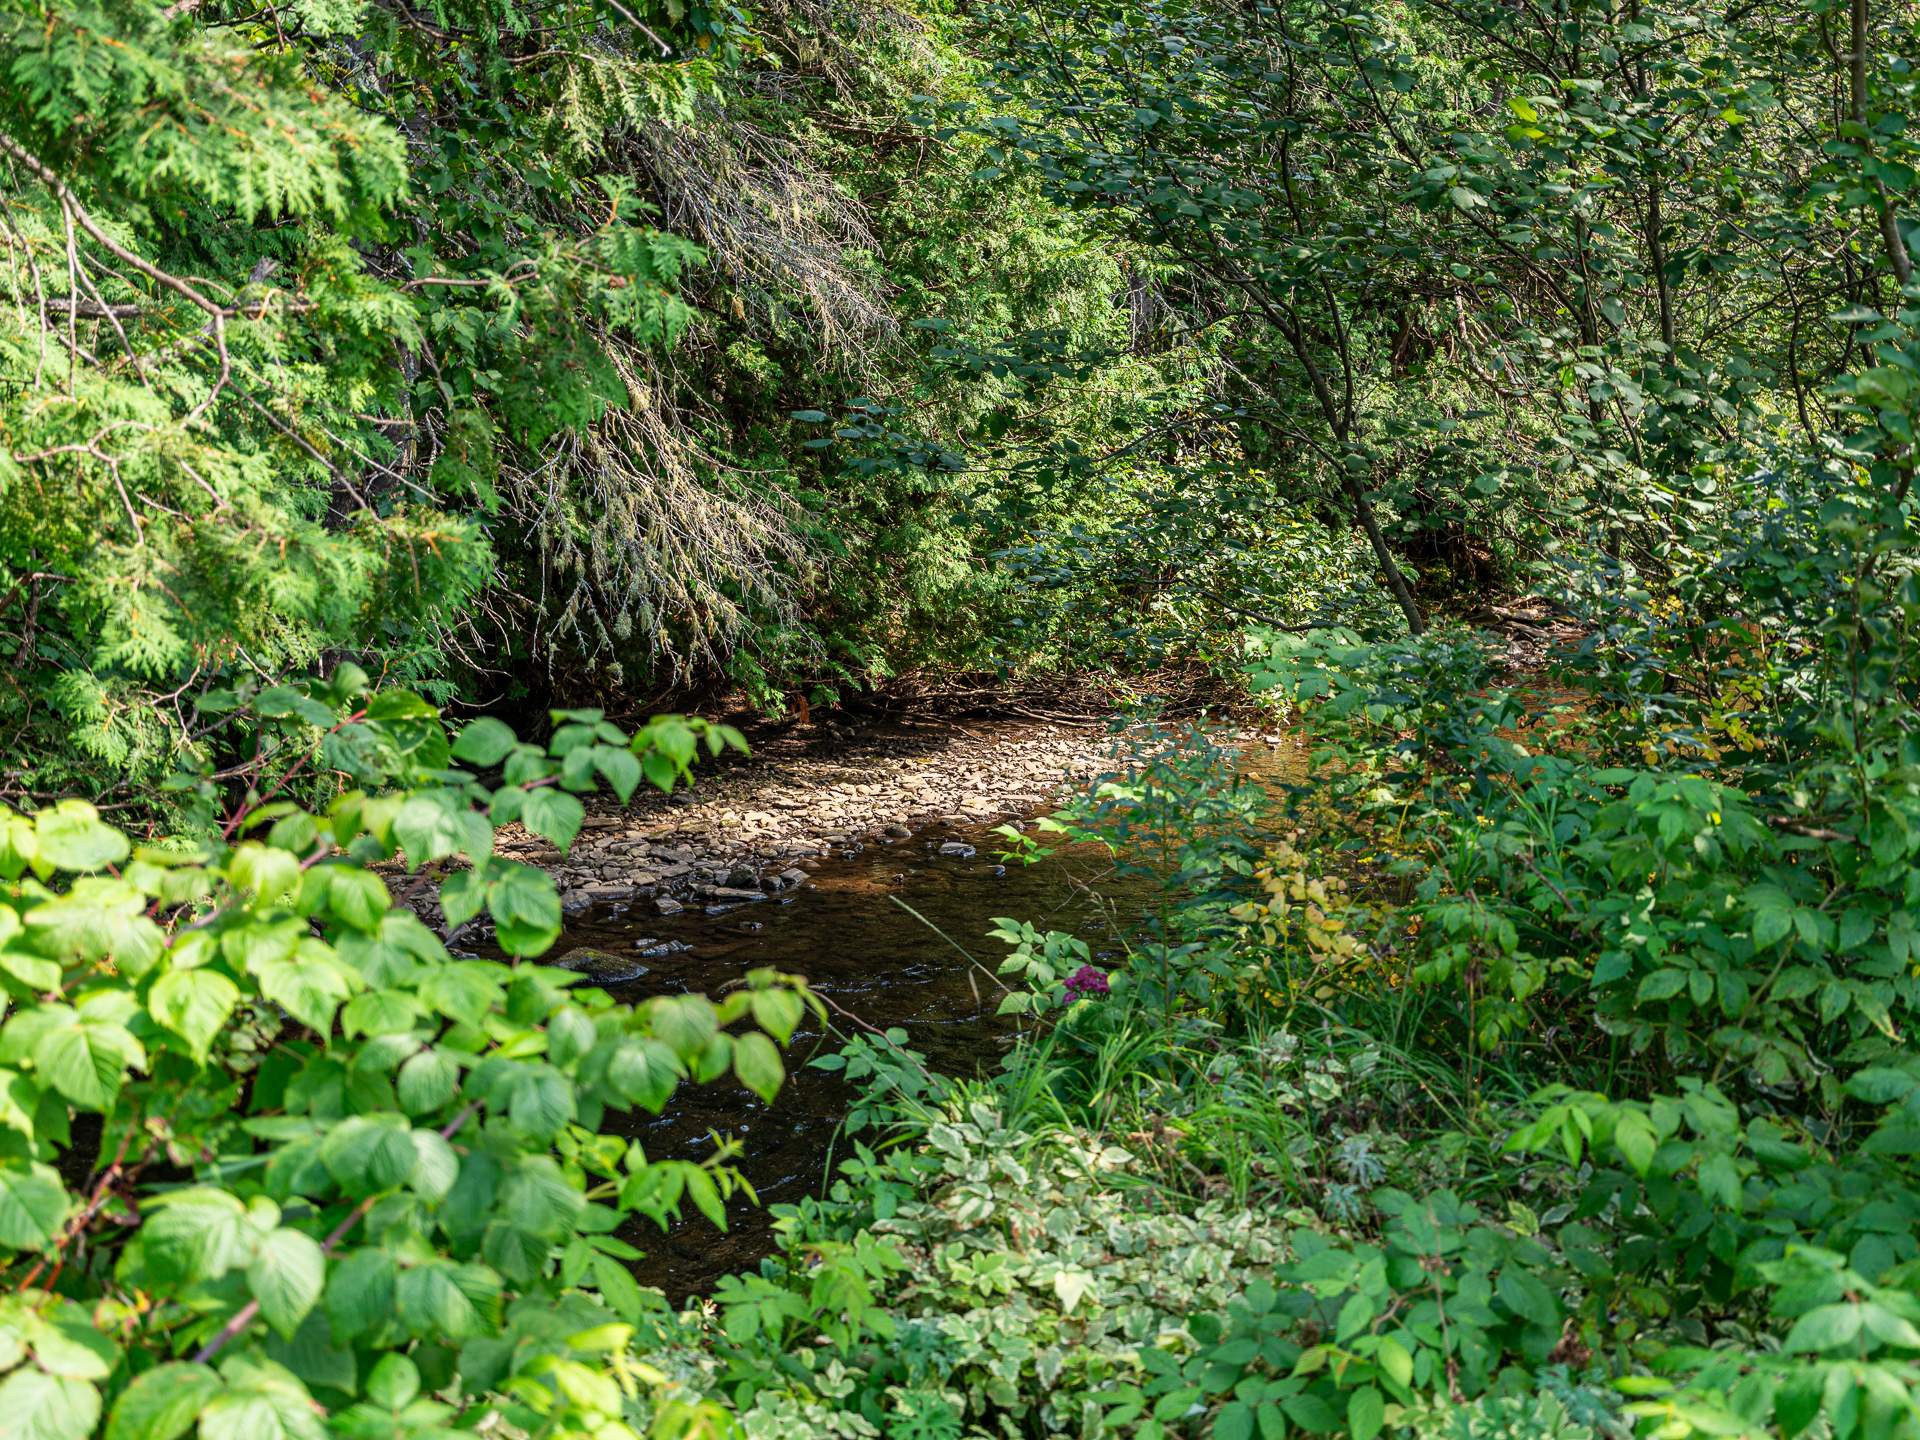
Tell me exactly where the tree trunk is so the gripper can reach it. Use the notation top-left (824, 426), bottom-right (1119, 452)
top-left (1345, 476), bottom-right (1424, 634)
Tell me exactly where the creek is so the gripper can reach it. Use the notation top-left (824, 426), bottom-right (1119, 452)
top-left (547, 814), bottom-right (1160, 1300)
top-left (528, 723), bottom-right (1304, 1302)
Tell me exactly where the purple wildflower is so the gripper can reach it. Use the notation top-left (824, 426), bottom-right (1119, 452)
top-left (1064, 965), bottom-right (1111, 1001)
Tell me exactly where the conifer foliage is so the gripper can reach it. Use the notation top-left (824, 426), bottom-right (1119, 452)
top-left (0, 0), bottom-right (716, 793)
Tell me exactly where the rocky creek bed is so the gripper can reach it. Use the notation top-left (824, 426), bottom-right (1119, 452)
top-left (391, 715), bottom-right (1129, 945)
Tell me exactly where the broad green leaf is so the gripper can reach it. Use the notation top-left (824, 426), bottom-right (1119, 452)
top-left (749, 987), bottom-right (804, 1045)
top-left (592, 747), bottom-right (641, 803)
top-left (248, 1229), bottom-right (326, 1338)
top-left (319, 1115), bottom-right (418, 1195)
top-left (732, 1031), bottom-right (783, 1103)
top-left (1783, 1302), bottom-right (1863, 1353)
top-left (395, 1262), bottom-right (496, 1339)
top-left (1613, 1109), bottom-right (1657, 1176)
top-left (486, 863), bottom-right (560, 957)
top-left (364, 1354), bottom-right (419, 1410)
top-left (35, 803), bottom-right (128, 873)
top-left (149, 968), bottom-right (240, 1062)
top-left (34, 1018), bottom-right (142, 1109)
top-left (199, 1359), bottom-right (324, 1440)
top-left (1348, 1387), bottom-right (1385, 1440)
top-left (0, 1162), bottom-right (69, 1250)
top-left (253, 947), bottom-right (354, 1035)
top-left (397, 1049), bottom-right (459, 1115)
top-left (520, 788), bottom-right (584, 852)
top-left (139, 1189), bottom-right (251, 1285)
top-left (323, 1248), bottom-right (395, 1342)
top-left (0, 1367), bottom-right (100, 1440)
top-left (506, 1067), bottom-right (574, 1141)
top-left (450, 718), bottom-right (517, 767)
top-left (104, 1363), bottom-right (222, 1440)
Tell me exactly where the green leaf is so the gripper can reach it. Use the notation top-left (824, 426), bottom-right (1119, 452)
top-left (34, 1018), bottom-right (141, 1109)
top-left (104, 1363), bottom-right (223, 1440)
top-left (313, 866), bottom-right (390, 932)
top-left (365, 1354), bottom-right (419, 1410)
top-left (395, 1262), bottom-right (496, 1339)
top-left (1613, 1109), bottom-right (1657, 1175)
top-left (1348, 1387), bottom-right (1385, 1440)
top-left (608, 1037), bottom-right (682, 1114)
top-left (253, 947), bottom-right (354, 1035)
top-left (1636, 968), bottom-right (1686, 1002)
top-left (1783, 1302), bottom-right (1863, 1353)
top-left (139, 1189), bottom-right (251, 1285)
top-left (749, 988), bottom-right (804, 1045)
top-left (1496, 1265), bottom-right (1559, 1328)
top-left (341, 989), bottom-right (422, 1038)
top-left (199, 1359), bottom-right (324, 1440)
top-left (521, 789), bottom-right (584, 852)
top-left (249, 1228), bottom-right (326, 1338)
top-left (1697, 1153), bottom-right (1743, 1210)
top-left (0, 1161), bottom-right (69, 1250)
top-left (320, 1115), bottom-right (418, 1195)
top-left (499, 1157), bottom-right (584, 1239)
top-left (1846, 1067), bottom-right (1917, 1104)
top-left (149, 968), bottom-right (240, 1062)
top-left (1216, 1402), bottom-right (1254, 1440)
top-left (439, 868), bottom-right (486, 930)
top-left (229, 844), bottom-right (301, 905)
top-left (35, 803), bottom-right (129, 873)
top-left (0, 1368), bottom-right (101, 1440)
top-left (450, 718), bottom-right (517, 767)
top-left (732, 1031), bottom-right (784, 1103)
top-left (409, 1130), bottom-right (458, 1202)
top-left (324, 1248), bottom-right (395, 1342)
top-left (397, 1049), bottom-right (459, 1115)
top-left (506, 1067), bottom-right (574, 1141)
top-left (592, 748), bottom-right (641, 803)
top-left (486, 864), bottom-right (561, 957)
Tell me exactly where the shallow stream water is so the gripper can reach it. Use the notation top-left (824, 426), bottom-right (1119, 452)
top-left (553, 817), bottom-right (1161, 1300)
top-left (541, 729), bottom-right (1304, 1301)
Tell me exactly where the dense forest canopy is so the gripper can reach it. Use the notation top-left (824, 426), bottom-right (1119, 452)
top-left (3, 0), bottom-right (1920, 1436)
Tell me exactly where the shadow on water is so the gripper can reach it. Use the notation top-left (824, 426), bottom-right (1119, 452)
top-left (535, 730), bottom-right (1307, 1302)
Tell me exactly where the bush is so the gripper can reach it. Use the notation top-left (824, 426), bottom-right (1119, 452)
top-left (0, 667), bottom-right (811, 1440)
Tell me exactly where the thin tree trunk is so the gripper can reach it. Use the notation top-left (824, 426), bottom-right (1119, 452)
top-left (1345, 475), bottom-right (1425, 635)
top-left (1854, 0), bottom-right (1913, 286)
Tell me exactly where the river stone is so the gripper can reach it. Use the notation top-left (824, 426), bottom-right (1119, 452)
top-left (939, 841), bottom-right (977, 859)
top-left (554, 947), bottom-right (652, 985)
top-left (655, 896), bottom-right (684, 915)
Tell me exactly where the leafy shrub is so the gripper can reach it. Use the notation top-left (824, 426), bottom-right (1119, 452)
top-left (0, 668), bottom-right (812, 1440)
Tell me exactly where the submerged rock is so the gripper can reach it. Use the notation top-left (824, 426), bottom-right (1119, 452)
top-left (554, 947), bottom-right (653, 985)
top-left (939, 841), bottom-right (977, 859)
